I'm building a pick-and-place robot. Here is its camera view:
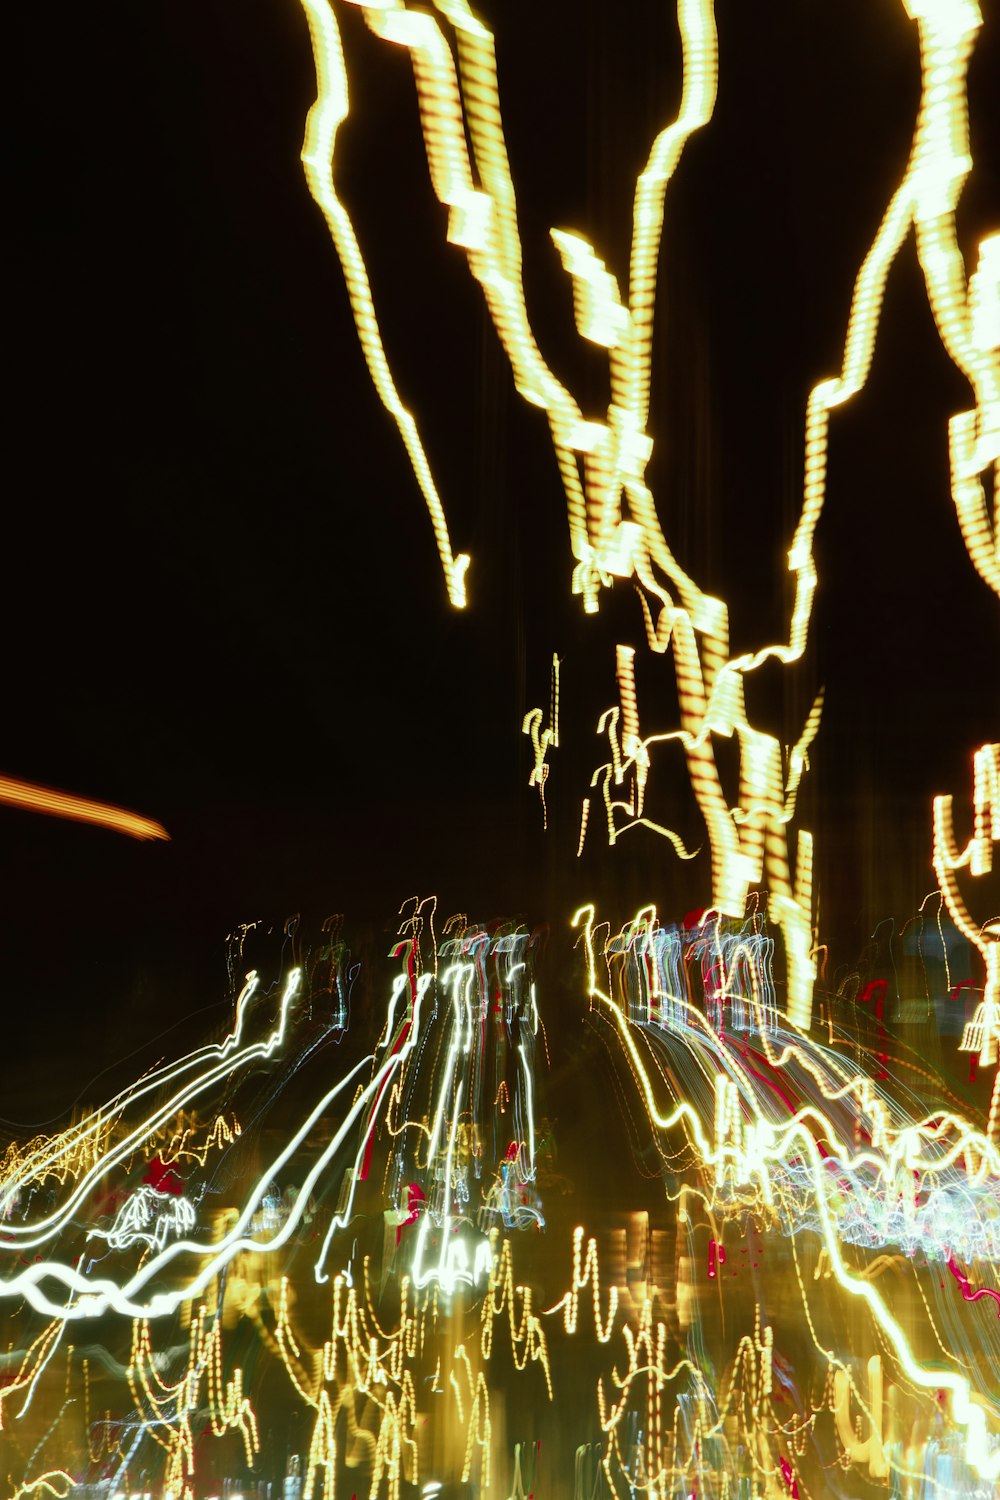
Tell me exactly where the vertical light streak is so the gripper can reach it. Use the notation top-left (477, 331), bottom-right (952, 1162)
top-left (523, 652), bottom-right (561, 826)
top-left (296, 0), bottom-right (470, 607)
top-left (936, 744), bottom-right (1000, 1136)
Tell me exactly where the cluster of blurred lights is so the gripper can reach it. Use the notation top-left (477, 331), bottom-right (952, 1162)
top-left (2, 900), bottom-right (1000, 1492)
top-left (296, 0), bottom-right (996, 1035)
top-left (1, 0), bottom-right (997, 1494)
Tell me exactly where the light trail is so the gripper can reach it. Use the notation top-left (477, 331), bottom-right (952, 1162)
top-left (0, 774), bottom-right (168, 841)
top-left (522, 652), bottom-right (560, 827)
top-left (0, 971), bottom-right (299, 1251)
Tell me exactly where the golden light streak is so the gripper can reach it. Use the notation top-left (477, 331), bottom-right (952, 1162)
top-left (522, 652), bottom-right (560, 827)
top-left (127, 1305), bottom-right (260, 1494)
top-left (834, 1354), bottom-right (888, 1480)
top-left (296, 0), bottom-right (470, 608)
top-left (7, 1473), bottom-right (74, 1500)
top-left (0, 1319), bottom-right (65, 1429)
top-left (0, 774), bottom-right (168, 841)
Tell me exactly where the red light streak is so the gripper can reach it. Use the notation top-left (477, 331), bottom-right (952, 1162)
top-left (947, 1255), bottom-right (1000, 1317)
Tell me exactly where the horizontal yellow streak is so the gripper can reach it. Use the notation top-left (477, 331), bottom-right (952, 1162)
top-left (0, 774), bottom-right (169, 842)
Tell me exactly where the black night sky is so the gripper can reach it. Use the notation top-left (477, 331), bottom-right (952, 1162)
top-left (4, 0), bottom-right (998, 1108)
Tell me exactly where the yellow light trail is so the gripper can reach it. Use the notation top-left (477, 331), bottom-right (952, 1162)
top-left (7, 1474), bottom-right (74, 1500)
top-left (0, 774), bottom-right (168, 841)
top-left (522, 652), bottom-right (560, 826)
top-left (297, 0), bottom-right (471, 608)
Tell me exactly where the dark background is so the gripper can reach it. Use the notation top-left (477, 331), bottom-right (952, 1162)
top-left (4, 0), bottom-right (998, 1109)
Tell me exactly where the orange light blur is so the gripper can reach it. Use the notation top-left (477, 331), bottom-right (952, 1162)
top-left (0, 774), bottom-right (169, 842)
